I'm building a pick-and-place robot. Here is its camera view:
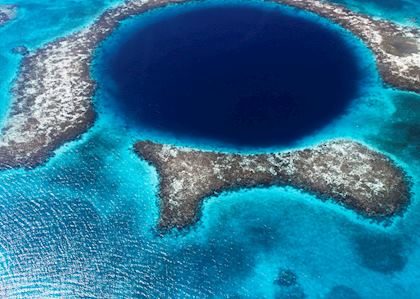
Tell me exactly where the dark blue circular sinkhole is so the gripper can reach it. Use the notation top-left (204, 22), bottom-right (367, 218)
top-left (105, 4), bottom-right (362, 147)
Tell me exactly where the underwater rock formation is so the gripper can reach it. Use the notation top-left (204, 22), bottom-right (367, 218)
top-left (11, 45), bottom-right (29, 56)
top-left (0, 5), bottom-right (17, 27)
top-left (275, 269), bottom-right (298, 287)
top-left (134, 139), bottom-right (411, 230)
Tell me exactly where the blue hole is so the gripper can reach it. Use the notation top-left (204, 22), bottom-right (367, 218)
top-left (104, 3), bottom-right (363, 147)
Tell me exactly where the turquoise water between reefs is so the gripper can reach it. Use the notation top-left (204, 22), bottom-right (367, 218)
top-left (0, 0), bottom-right (420, 298)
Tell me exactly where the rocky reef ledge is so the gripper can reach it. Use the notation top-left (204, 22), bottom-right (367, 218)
top-left (0, 5), bottom-right (17, 27)
top-left (135, 139), bottom-right (411, 230)
top-left (0, 0), bottom-right (419, 169)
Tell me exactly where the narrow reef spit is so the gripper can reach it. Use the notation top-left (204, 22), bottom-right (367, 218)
top-left (134, 139), bottom-right (411, 230)
top-left (0, 5), bottom-right (17, 26)
top-left (0, 0), bottom-right (418, 169)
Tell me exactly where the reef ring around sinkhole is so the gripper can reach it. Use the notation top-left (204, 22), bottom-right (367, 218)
top-left (96, 1), bottom-right (366, 148)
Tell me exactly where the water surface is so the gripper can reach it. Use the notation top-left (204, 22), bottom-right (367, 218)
top-left (0, 0), bottom-right (419, 298)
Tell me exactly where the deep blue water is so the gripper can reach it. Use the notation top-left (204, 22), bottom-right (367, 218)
top-left (0, 0), bottom-right (420, 298)
top-left (107, 5), bottom-right (361, 147)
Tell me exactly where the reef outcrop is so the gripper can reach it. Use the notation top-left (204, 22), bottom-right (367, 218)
top-left (134, 139), bottom-right (410, 230)
top-left (0, 0), bottom-right (418, 169)
top-left (0, 5), bottom-right (17, 26)
top-left (11, 45), bottom-right (29, 56)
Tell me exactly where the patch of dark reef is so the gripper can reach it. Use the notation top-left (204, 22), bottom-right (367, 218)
top-left (275, 269), bottom-right (298, 287)
top-left (0, 5), bottom-right (17, 27)
top-left (353, 232), bottom-right (408, 273)
top-left (11, 45), bottom-right (29, 56)
top-left (274, 268), bottom-right (305, 299)
top-left (104, 4), bottom-right (362, 147)
top-left (369, 92), bottom-right (420, 164)
top-left (325, 285), bottom-right (362, 299)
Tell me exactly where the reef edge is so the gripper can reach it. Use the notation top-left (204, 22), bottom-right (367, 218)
top-left (134, 139), bottom-right (411, 230)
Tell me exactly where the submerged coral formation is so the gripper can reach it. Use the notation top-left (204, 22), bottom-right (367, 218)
top-left (0, 5), bottom-right (17, 27)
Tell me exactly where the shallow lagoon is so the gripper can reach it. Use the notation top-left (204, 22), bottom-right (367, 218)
top-left (0, 0), bottom-right (419, 298)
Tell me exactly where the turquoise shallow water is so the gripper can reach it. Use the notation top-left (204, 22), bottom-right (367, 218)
top-left (0, 0), bottom-right (420, 298)
top-left (328, 0), bottom-right (420, 26)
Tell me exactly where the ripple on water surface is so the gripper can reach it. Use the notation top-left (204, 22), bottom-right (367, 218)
top-left (98, 2), bottom-right (364, 147)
